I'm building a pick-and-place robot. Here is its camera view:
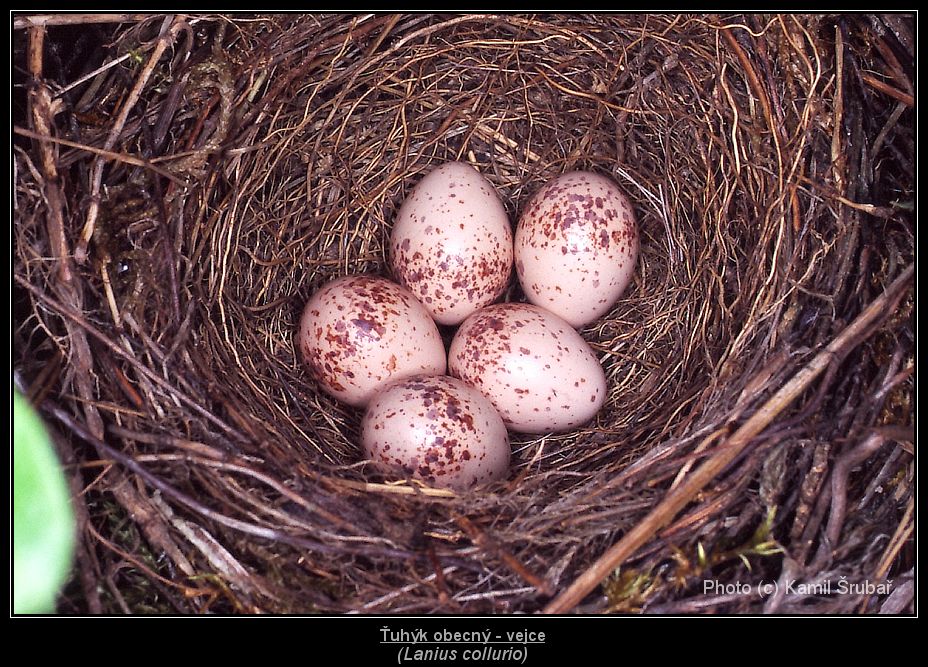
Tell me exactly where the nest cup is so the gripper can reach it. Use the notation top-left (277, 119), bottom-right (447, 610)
top-left (13, 14), bottom-right (914, 614)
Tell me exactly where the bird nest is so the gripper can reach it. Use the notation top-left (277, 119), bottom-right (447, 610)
top-left (13, 13), bottom-right (914, 614)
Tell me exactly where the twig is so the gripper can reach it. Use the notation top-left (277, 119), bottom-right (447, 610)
top-left (542, 264), bottom-right (913, 614)
top-left (27, 27), bottom-right (68, 284)
top-left (871, 102), bottom-right (909, 167)
top-left (668, 427), bottom-right (727, 491)
top-left (334, 478), bottom-right (456, 498)
top-left (834, 195), bottom-right (897, 220)
top-left (426, 543), bottom-right (457, 608)
top-left (106, 424), bottom-right (224, 459)
top-left (151, 492), bottom-right (274, 601)
top-left (860, 72), bottom-right (915, 108)
top-left (872, 35), bottom-right (913, 95)
top-left (791, 441), bottom-right (833, 559)
top-left (13, 126), bottom-right (185, 185)
top-left (797, 175), bottom-right (898, 219)
top-left (811, 432), bottom-right (887, 569)
top-left (831, 23), bottom-right (848, 204)
top-left (14, 13), bottom-right (157, 29)
top-left (56, 51), bottom-right (134, 98)
top-left (107, 473), bottom-right (196, 578)
top-left (28, 25), bottom-right (105, 445)
top-left (363, 13), bottom-right (402, 57)
top-left (866, 496), bottom-right (913, 610)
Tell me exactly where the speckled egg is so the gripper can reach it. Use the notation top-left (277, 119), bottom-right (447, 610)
top-left (361, 375), bottom-right (510, 491)
top-left (448, 303), bottom-right (607, 434)
top-left (299, 275), bottom-right (446, 407)
top-left (515, 171), bottom-right (638, 328)
top-left (390, 161), bottom-right (513, 326)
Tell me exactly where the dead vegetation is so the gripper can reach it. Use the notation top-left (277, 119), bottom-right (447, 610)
top-left (13, 13), bottom-right (914, 614)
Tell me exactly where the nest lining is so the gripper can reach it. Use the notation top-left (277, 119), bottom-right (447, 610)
top-left (13, 13), bottom-right (914, 614)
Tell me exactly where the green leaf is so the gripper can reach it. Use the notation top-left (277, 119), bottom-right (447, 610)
top-left (13, 389), bottom-right (76, 614)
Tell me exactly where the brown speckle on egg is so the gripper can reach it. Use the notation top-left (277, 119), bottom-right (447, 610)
top-left (389, 162), bottom-right (514, 326)
top-left (514, 171), bottom-right (639, 328)
top-left (449, 303), bottom-right (607, 434)
top-left (298, 275), bottom-right (446, 407)
top-left (361, 375), bottom-right (510, 491)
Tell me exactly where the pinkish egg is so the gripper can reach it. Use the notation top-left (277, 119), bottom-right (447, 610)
top-left (390, 161), bottom-right (513, 326)
top-left (515, 171), bottom-right (638, 327)
top-left (361, 375), bottom-right (510, 491)
top-left (298, 275), bottom-right (446, 407)
top-left (449, 303), bottom-right (607, 434)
